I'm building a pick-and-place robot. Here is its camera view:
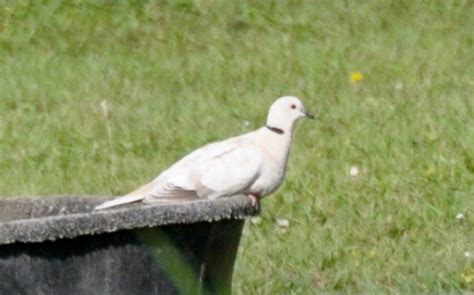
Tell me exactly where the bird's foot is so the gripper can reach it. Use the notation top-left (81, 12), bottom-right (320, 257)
top-left (247, 194), bottom-right (260, 210)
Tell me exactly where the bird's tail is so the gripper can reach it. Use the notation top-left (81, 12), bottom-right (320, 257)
top-left (94, 194), bottom-right (145, 210)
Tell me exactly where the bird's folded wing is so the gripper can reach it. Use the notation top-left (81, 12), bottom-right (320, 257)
top-left (135, 134), bottom-right (261, 201)
top-left (197, 144), bottom-right (262, 198)
top-left (144, 144), bottom-right (262, 201)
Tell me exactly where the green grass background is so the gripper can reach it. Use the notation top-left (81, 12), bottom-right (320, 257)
top-left (0, 0), bottom-right (473, 293)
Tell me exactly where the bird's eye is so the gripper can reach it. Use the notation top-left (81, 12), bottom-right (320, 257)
top-left (291, 104), bottom-right (296, 109)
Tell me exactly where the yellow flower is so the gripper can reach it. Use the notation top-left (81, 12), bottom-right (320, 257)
top-left (350, 72), bottom-right (363, 83)
top-left (461, 267), bottom-right (474, 285)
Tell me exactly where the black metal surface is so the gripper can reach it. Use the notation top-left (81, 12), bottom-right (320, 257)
top-left (0, 219), bottom-right (244, 295)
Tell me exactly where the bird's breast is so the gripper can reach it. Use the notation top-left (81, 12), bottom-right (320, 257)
top-left (249, 154), bottom-right (288, 197)
top-left (249, 131), bottom-right (293, 197)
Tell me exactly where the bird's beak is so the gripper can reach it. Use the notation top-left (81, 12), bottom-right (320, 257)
top-left (302, 110), bottom-right (314, 119)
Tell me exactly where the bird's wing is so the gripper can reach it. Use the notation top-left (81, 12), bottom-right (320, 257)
top-left (195, 143), bottom-right (262, 199)
top-left (144, 134), bottom-right (262, 201)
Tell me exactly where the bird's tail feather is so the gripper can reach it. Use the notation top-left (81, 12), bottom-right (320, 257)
top-left (94, 194), bottom-right (145, 210)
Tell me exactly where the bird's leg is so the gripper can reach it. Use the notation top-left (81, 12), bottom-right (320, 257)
top-left (247, 193), bottom-right (260, 210)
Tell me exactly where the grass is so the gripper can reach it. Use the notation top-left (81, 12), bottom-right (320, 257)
top-left (0, 0), bottom-right (473, 293)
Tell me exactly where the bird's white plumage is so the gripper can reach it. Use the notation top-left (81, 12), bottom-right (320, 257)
top-left (94, 96), bottom-right (312, 210)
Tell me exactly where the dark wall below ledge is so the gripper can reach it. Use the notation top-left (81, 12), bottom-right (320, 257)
top-left (0, 219), bottom-right (244, 295)
top-left (0, 195), bottom-right (256, 295)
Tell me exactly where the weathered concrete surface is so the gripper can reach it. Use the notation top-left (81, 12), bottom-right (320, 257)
top-left (0, 195), bottom-right (257, 295)
top-left (0, 195), bottom-right (256, 244)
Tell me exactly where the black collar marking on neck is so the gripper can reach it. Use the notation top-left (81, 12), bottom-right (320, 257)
top-left (266, 125), bottom-right (284, 135)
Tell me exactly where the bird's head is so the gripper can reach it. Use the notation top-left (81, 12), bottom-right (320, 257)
top-left (266, 96), bottom-right (313, 133)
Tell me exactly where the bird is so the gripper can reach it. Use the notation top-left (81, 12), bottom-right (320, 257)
top-left (94, 96), bottom-right (313, 210)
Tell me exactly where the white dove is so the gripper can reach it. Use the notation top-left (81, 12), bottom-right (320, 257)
top-left (94, 96), bottom-right (313, 210)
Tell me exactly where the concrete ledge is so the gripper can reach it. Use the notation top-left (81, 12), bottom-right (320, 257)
top-left (0, 195), bottom-right (256, 245)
